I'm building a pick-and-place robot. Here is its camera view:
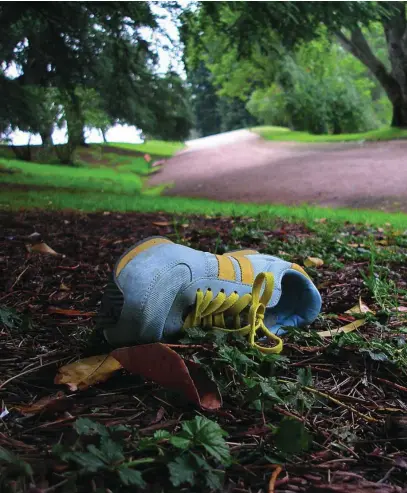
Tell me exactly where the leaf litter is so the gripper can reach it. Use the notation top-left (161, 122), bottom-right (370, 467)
top-left (1, 210), bottom-right (407, 492)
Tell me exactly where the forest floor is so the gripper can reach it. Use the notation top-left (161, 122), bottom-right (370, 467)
top-left (2, 209), bottom-right (407, 492)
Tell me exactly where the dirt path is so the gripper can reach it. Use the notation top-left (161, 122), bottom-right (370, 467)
top-left (149, 131), bottom-right (407, 212)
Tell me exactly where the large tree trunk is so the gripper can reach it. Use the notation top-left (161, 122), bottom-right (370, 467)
top-left (391, 99), bottom-right (407, 127)
top-left (336, 9), bottom-right (407, 128)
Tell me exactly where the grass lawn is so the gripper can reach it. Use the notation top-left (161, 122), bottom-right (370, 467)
top-left (2, 209), bottom-right (407, 492)
top-left (2, 188), bottom-right (407, 229)
top-left (253, 125), bottom-right (407, 143)
top-left (0, 157), bottom-right (145, 194)
top-left (108, 139), bottom-right (185, 157)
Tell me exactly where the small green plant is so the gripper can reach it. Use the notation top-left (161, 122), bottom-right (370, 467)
top-left (362, 247), bottom-right (399, 310)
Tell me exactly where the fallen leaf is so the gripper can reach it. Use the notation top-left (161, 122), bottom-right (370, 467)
top-left (112, 344), bottom-right (222, 410)
top-left (376, 239), bottom-right (389, 246)
top-left (48, 307), bottom-right (96, 317)
top-left (55, 355), bottom-right (122, 391)
top-left (317, 318), bottom-right (365, 338)
top-left (345, 298), bottom-right (374, 315)
top-left (314, 218), bottom-right (327, 223)
top-left (14, 392), bottom-right (72, 415)
top-left (59, 283), bottom-right (70, 291)
top-left (304, 257), bottom-right (324, 268)
top-left (152, 221), bottom-right (170, 227)
top-left (26, 242), bottom-right (59, 256)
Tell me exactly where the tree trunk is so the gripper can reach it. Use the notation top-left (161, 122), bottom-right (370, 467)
top-left (40, 128), bottom-right (53, 147)
top-left (391, 99), bottom-right (407, 128)
top-left (100, 128), bottom-right (108, 143)
top-left (66, 91), bottom-right (87, 147)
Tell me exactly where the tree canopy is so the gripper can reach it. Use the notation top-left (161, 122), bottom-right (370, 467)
top-left (0, 1), bottom-right (192, 148)
top-left (183, 1), bottom-right (407, 129)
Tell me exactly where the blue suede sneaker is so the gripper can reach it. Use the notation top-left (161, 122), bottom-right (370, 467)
top-left (98, 237), bottom-right (322, 353)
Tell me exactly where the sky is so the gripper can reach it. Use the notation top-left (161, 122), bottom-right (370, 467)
top-left (8, 1), bottom-right (187, 146)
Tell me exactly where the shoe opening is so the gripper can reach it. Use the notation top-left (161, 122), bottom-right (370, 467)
top-left (267, 270), bottom-right (321, 330)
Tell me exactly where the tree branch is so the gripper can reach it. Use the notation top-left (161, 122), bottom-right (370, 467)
top-left (335, 26), bottom-right (400, 101)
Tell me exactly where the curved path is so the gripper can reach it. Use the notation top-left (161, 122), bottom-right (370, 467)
top-left (148, 130), bottom-right (407, 212)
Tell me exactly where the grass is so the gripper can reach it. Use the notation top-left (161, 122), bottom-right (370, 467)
top-left (2, 188), bottom-right (407, 228)
top-left (252, 125), bottom-right (407, 143)
top-left (108, 140), bottom-right (185, 157)
top-left (0, 158), bottom-right (145, 194)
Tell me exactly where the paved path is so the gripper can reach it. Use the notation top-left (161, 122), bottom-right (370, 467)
top-left (148, 130), bottom-right (407, 212)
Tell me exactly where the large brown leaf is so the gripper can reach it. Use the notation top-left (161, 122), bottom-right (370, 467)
top-left (112, 343), bottom-right (222, 410)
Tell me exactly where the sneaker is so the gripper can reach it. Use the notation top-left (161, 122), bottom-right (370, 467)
top-left (97, 236), bottom-right (322, 353)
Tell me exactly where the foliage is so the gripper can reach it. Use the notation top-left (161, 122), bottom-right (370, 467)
top-left (0, 2), bottom-right (192, 147)
top-left (185, 1), bottom-right (407, 128)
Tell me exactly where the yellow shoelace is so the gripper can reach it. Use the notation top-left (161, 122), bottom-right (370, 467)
top-left (182, 272), bottom-right (283, 354)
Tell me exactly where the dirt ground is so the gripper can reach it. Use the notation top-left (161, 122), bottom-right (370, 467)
top-left (149, 133), bottom-right (407, 212)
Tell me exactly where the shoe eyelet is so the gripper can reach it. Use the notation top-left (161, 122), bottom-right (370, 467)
top-left (207, 288), bottom-right (212, 292)
top-left (220, 289), bottom-right (225, 293)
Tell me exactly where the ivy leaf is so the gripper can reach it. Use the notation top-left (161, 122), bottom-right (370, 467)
top-left (168, 456), bottom-right (196, 486)
top-left (74, 417), bottom-right (109, 437)
top-left (153, 430), bottom-right (171, 440)
top-left (274, 418), bottom-right (311, 455)
top-left (297, 367), bottom-right (312, 387)
top-left (64, 451), bottom-right (106, 472)
top-left (169, 435), bottom-right (192, 450)
top-left (0, 446), bottom-right (33, 477)
top-left (87, 437), bottom-right (124, 464)
top-left (191, 452), bottom-right (223, 490)
top-left (179, 416), bottom-right (231, 465)
top-left (118, 467), bottom-right (146, 487)
top-left (217, 346), bottom-right (258, 371)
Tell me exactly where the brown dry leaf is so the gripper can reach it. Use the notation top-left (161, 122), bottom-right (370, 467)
top-left (26, 242), bottom-right (59, 256)
top-left (345, 298), bottom-right (374, 315)
top-left (317, 318), bottom-right (365, 338)
top-left (112, 343), bottom-right (222, 410)
top-left (152, 221), bottom-right (170, 227)
top-left (55, 355), bottom-right (122, 391)
top-left (14, 392), bottom-right (72, 415)
top-left (376, 239), bottom-right (389, 246)
top-left (48, 307), bottom-right (96, 317)
top-left (304, 257), bottom-right (324, 268)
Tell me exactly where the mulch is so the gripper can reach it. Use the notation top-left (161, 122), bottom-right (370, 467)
top-left (1, 210), bottom-right (407, 493)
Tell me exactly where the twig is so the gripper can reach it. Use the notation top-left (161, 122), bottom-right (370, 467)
top-left (376, 377), bottom-right (407, 393)
top-left (304, 385), bottom-right (380, 423)
top-left (0, 358), bottom-right (68, 389)
top-left (277, 378), bottom-right (380, 423)
top-left (268, 465), bottom-right (283, 493)
top-left (43, 478), bottom-right (70, 493)
top-left (9, 266), bottom-right (29, 291)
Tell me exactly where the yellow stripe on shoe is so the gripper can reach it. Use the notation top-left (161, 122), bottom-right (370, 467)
top-left (225, 249), bottom-right (258, 256)
top-left (115, 238), bottom-right (173, 276)
top-left (291, 263), bottom-right (310, 279)
top-left (215, 255), bottom-right (236, 281)
top-left (226, 255), bottom-right (254, 284)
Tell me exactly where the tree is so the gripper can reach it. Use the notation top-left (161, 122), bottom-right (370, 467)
top-left (0, 1), bottom-right (190, 148)
top-left (188, 63), bottom-right (222, 137)
top-left (190, 1), bottom-right (407, 128)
